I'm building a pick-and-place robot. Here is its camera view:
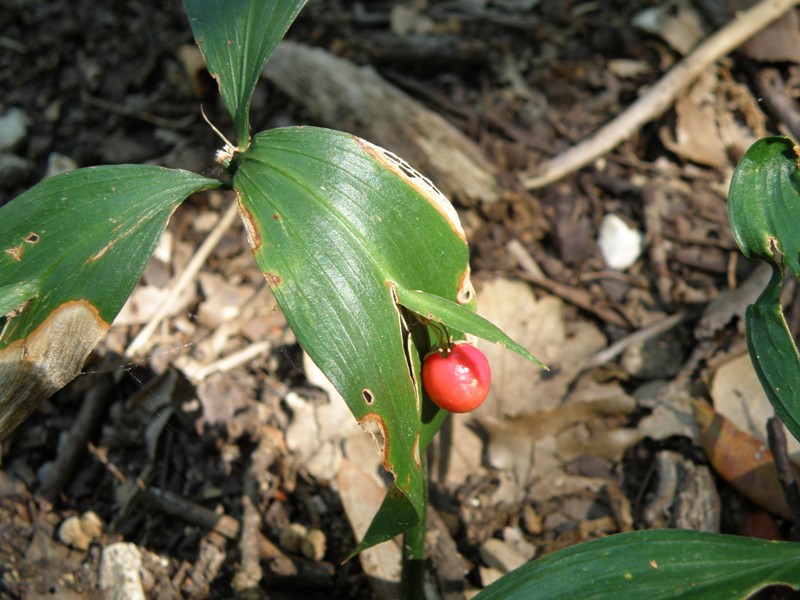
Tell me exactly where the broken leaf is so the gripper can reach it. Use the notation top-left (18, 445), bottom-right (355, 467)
top-left (0, 165), bottom-right (220, 437)
top-left (234, 126), bottom-right (477, 555)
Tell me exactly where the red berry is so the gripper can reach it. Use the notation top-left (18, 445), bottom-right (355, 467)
top-left (422, 342), bottom-right (492, 413)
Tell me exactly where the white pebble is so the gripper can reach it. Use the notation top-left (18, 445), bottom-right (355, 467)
top-left (0, 108), bottom-right (30, 153)
top-left (100, 542), bottom-right (146, 600)
top-left (598, 213), bottom-right (643, 270)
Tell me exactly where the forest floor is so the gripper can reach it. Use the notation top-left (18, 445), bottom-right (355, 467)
top-left (2, 0), bottom-right (800, 598)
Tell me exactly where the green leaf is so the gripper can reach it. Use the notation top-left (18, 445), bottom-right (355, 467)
top-left (0, 279), bottom-right (39, 318)
top-left (234, 126), bottom-right (474, 554)
top-left (184, 0), bottom-right (307, 146)
top-left (393, 285), bottom-right (547, 369)
top-left (746, 272), bottom-right (800, 442)
top-left (728, 136), bottom-right (800, 279)
top-left (0, 165), bottom-right (220, 438)
top-left (475, 529), bottom-right (800, 600)
top-left (728, 136), bottom-right (800, 444)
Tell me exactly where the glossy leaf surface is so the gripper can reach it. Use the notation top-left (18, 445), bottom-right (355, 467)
top-left (234, 126), bottom-right (476, 553)
top-left (394, 285), bottom-right (546, 369)
top-left (476, 529), bottom-right (800, 600)
top-left (0, 165), bottom-right (219, 437)
top-left (184, 0), bottom-right (307, 146)
top-left (728, 136), bottom-right (800, 443)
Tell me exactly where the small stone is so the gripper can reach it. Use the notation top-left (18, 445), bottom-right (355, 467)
top-left (58, 511), bottom-right (104, 551)
top-left (479, 566), bottom-right (505, 587)
top-left (45, 152), bottom-right (78, 178)
top-left (502, 526), bottom-right (536, 561)
top-left (35, 461), bottom-right (53, 487)
top-left (79, 511), bottom-right (104, 540)
top-left (598, 213), bottom-right (643, 270)
top-left (279, 523), bottom-right (307, 554)
top-left (301, 528), bottom-right (326, 561)
top-left (0, 108), bottom-right (30, 152)
top-left (100, 542), bottom-right (146, 600)
top-left (58, 516), bottom-right (92, 551)
top-left (309, 494), bottom-right (329, 516)
top-left (521, 504), bottom-right (543, 536)
top-left (621, 329), bottom-right (686, 380)
top-left (479, 538), bottom-right (528, 573)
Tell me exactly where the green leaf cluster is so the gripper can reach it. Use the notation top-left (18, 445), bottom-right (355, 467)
top-left (0, 0), bottom-right (542, 559)
top-left (728, 137), bottom-right (800, 443)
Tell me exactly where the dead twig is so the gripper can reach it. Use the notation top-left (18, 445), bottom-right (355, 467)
top-left (584, 311), bottom-right (694, 370)
top-left (38, 374), bottom-right (115, 502)
top-left (233, 430), bottom-right (278, 592)
top-left (126, 199), bottom-right (240, 358)
top-left (766, 416), bottom-right (800, 539)
top-left (141, 486), bottom-right (240, 539)
top-left (506, 239), bottom-right (630, 329)
top-left (184, 340), bottom-right (272, 382)
top-left (522, 0), bottom-right (800, 189)
top-left (754, 68), bottom-right (800, 143)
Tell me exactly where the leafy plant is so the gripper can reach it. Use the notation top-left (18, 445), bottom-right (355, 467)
top-left (5, 0), bottom-right (799, 596)
top-left (0, 0), bottom-right (541, 596)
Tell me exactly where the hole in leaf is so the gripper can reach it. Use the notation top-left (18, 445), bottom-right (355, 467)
top-left (362, 388), bottom-right (374, 405)
top-left (359, 413), bottom-right (390, 472)
top-left (457, 269), bottom-right (475, 305)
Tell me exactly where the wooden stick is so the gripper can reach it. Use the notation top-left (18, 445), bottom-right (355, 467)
top-left (506, 239), bottom-right (630, 328)
top-left (522, 0), bottom-right (800, 190)
top-left (38, 374), bottom-right (114, 502)
top-left (125, 200), bottom-right (240, 357)
top-left (766, 416), bottom-right (800, 539)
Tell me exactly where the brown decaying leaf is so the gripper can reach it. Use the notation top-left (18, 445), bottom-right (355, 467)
top-left (693, 399), bottom-right (797, 519)
top-left (0, 300), bottom-right (108, 438)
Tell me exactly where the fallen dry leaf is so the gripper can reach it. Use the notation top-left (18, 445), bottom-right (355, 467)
top-left (660, 69), bottom-right (729, 168)
top-left (694, 399), bottom-right (797, 519)
top-left (711, 352), bottom-right (800, 460)
top-left (476, 277), bottom-right (605, 416)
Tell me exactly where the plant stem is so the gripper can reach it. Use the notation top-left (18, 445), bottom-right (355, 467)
top-left (400, 452), bottom-right (427, 599)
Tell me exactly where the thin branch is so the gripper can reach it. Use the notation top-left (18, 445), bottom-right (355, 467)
top-left (584, 311), bottom-right (693, 370)
top-left (506, 239), bottom-right (630, 328)
top-left (125, 200), bottom-right (240, 358)
top-left (766, 416), bottom-right (800, 539)
top-left (522, 0), bottom-right (800, 190)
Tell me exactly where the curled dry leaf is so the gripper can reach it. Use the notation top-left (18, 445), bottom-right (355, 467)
top-left (693, 399), bottom-right (798, 519)
top-left (710, 352), bottom-right (800, 460)
top-left (0, 300), bottom-right (108, 438)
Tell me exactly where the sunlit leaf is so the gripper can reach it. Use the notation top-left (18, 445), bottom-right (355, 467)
top-left (393, 284), bottom-right (546, 368)
top-left (0, 166), bottom-right (220, 437)
top-left (728, 136), bottom-right (800, 443)
top-left (184, 0), bottom-right (307, 146)
top-left (234, 126), bottom-right (474, 553)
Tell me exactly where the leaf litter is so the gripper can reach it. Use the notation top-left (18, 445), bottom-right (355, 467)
top-left (3, 0), bottom-right (800, 597)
